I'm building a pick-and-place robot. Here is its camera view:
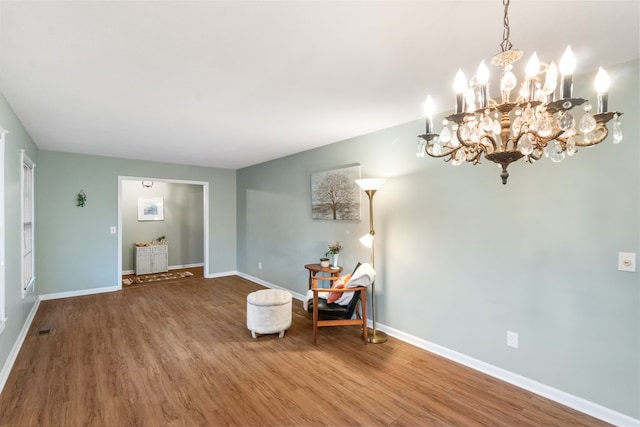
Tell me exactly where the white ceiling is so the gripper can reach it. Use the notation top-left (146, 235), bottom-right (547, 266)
top-left (0, 1), bottom-right (638, 170)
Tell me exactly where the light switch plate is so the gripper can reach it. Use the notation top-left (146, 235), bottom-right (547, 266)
top-left (110, 226), bottom-right (117, 234)
top-left (618, 252), bottom-right (636, 272)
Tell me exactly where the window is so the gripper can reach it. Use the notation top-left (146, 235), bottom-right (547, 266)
top-left (21, 150), bottom-right (35, 298)
top-left (0, 128), bottom-right (6, 333)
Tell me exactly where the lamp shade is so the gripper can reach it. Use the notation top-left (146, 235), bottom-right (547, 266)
top-left (355, 178), bottom-right (386, 191)
top-left (359, 233), bottom-right (374, 248)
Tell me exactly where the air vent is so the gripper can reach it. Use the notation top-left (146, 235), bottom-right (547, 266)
top-left (37, 327), bottom-right (52, 336)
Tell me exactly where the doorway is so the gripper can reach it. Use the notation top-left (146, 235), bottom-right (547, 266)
top-left (117, 177), bottom-right (209, 289)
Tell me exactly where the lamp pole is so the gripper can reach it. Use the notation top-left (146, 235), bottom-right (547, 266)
top-left (356, 178), bottom-right (387, 344)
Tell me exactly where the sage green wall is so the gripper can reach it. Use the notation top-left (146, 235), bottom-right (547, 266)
top-left (237, 60), bottom-right (640, 418)
top-left (36, 151), bottom-right (236, 294)
top-left (121, 180), bottom-right (204, 272)
top-left (0, 93), bottom-right (39, 382)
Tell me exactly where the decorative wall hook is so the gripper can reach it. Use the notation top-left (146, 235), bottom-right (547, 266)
top-left (77, 190), bottom-right (87, 207)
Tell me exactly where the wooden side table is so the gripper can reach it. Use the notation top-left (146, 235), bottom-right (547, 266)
top-left (304, 263), bottom-right (343, 289)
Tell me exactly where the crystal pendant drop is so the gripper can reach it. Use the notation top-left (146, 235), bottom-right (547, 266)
top-left (512, 117), bottom-right (523, 135)
top-left (470, 127), bottom-right (481, 143)
top-left (559, 111), bottom-right (575, 131)
top-left (518, 134), bottom-right (534, 155)
top-left (501, 70), bottom-right (517, 93)
top-left (566, 136), bottom-right (577, 156)
top-left (450, 129), bottom-right (460, 147)
top-left (416, 138), bottom-right (426, 157)
top-left (492, 119), bottom-right (501, 135)
top-left (549, 141), bottom-right (565, 163)
top-left (430, 139), bottom-right (442, 156)
top-left (439, 126), bottom-right (452, 143)
top-left (613, 120), bottom-right (623, 144)
top-left (481, 115), bottom-right (493, 132)
top-left (579, 113), bottom-right (597, 133)
top-left (459, 124), bottom-right (471, 141)
top-left (451, 149), bottom-right (464, 166)
top-left (538, 119), bottom-right (553, 138)
top-left (522, 107), bottom-right (535, 123)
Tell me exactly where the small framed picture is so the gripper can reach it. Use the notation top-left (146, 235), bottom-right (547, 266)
top-left (138, 196), bottom-right (164, 221)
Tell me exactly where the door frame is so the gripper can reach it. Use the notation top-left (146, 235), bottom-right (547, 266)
top-left (117, 176), bottom-right (209, 289)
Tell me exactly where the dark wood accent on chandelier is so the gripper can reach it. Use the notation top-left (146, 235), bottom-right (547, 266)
top-left (0, 275), bottom-right (610, 426)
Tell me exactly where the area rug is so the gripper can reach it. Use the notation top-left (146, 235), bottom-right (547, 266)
top-left (123, 271), bottom-right (193, 286)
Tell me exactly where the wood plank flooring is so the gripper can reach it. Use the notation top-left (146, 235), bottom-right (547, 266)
top-left (0, 275), bottom-right (611, 426)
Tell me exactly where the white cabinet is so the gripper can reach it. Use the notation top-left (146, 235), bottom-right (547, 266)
top-left (135, 245), bottom-right (168, 275)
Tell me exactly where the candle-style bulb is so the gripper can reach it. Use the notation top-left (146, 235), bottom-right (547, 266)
top-left (423, 95), bottom-right (435, 134)
top-left (594, 67), bottom-right (610, 113)
top-left (594, 67), bottom-right (610, 93)
top-left (559, 46), bottom-right (576, 99)
top-left (525, 52), bottom-right (540, 78)
top-left (454, 69), bottom-right (467, 94)
top-left (476, 60), bottom-right (489, 84)
top-left (423, 95), bottom-right (435, 117)
top-left (559, 46), bottom-right (576, 75)
top-left (454, 69), bottom-right (467, 113)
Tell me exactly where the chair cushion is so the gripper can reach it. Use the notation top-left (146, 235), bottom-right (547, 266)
top-left (306, 298), bottom-right (351, 320)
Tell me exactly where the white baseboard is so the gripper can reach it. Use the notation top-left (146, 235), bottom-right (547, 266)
top-left (39, 285), bottom-right (120, 301)
top-left (237, 272), bottom-right (306, 301)
top-left (237, 273), bottom-right (640, 427)
top-left (122, 263), bottom-right (205, 276)
top-left (0, 297), bottom-right (40, 395)
top-left (206, 270), bottom-right (238, 279)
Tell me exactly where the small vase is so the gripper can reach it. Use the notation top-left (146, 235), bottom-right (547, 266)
top-left (330, 253), bottom-right (340, 268)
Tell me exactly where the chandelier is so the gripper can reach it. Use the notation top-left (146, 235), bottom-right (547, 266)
top-left (417, 0), bottom-right (623, 184)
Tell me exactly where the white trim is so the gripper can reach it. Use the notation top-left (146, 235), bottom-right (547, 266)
top-left (237, 273), bottom-right (640, 427)
top-left (20, 150), bottom-right (35, 299)
top-left (0, 297), bottom-right (39, 395)
top-left (205, 270), bottom-right (238, 279)
top-left (0, 127), bottom-right (6, 333)
top-left (39, 285), bottom-right (120, 301)
top-left (117, 177), bottom-right (209, 289)
top-left (122, 263), bottom-right (205, 276)
top-left (237, 272), bottom-right (306, 301)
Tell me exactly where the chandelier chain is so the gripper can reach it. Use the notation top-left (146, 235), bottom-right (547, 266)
top-left (500, 0), bottom-right (513, 52)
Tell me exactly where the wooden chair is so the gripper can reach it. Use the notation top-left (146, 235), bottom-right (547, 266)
top-left (306, 263), bottom-right (374, 345)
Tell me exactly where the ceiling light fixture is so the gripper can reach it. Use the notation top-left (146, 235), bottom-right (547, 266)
top-left (417, 0), bottom-right (623, 184)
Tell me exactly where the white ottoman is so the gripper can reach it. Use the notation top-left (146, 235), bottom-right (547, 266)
top-left (247, 289), bottom-right (292, 338)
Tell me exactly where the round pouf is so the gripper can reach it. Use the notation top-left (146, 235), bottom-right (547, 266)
top-left (247, 289), bottom-right (292, 339)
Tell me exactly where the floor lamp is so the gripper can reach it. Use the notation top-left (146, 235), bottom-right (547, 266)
top-left (355, 178), bottom-right (387, 344)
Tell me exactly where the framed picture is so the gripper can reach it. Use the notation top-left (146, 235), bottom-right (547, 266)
top-left (138, 196), bottom-right (164, 221)
top-left (311, 164), bottom-right (361, 220)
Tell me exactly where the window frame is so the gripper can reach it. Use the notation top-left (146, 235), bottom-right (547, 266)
top-left (20, 150), bottom-right (35, 299)
top-left (0, 128), bottom-right (7, 333)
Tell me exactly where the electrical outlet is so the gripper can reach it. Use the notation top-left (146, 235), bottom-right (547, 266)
top-left (258, 262), bottom-right (262, 270)
top-left (507, 331), bottom-right (519, 348)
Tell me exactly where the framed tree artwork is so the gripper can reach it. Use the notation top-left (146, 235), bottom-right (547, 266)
top-left (311, 164), bottom-right (361, 220)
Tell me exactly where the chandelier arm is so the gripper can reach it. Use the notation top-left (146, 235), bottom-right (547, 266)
top-left (453, 123), bottom-right (497, 151)
top-left (467, 150), bottom-right (483, 164)
top-left (425, 144), bottom-right (461, 159)
top-left (484, 133), bottom-right (498, 151)
top-left (573, 127), bottom-right (609, 147)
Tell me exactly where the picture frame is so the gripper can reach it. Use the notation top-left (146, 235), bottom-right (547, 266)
top-left (311, 164), bottom-right (361, 220)
top-left (138, 196), bottom-right (164, 221)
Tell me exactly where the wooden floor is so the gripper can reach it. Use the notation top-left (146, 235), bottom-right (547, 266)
top-left (0, 275), bottom-right (611, 426)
